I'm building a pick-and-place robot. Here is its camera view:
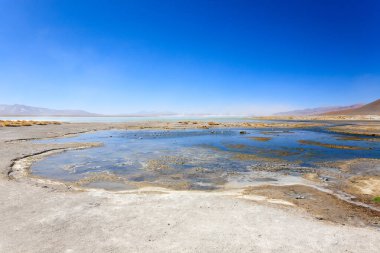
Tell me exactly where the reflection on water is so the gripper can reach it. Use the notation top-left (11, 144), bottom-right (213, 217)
top-left (32, 128), bottom-right (380, 190)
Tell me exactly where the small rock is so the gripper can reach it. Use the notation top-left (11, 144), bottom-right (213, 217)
top-left (320, 177), bottom-right (329, 182)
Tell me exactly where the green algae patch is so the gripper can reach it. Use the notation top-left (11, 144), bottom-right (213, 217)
top-left (373, 196), bottom-right (380, 203)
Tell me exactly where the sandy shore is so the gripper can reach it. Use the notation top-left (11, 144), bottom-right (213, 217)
top-left (1, 122), bottom-right (380, 253)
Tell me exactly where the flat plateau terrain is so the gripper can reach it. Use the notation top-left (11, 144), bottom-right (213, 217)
top-left (1, 121), bottom-right (380, 253)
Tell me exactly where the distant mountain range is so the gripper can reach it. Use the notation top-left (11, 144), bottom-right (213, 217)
top-left (323, 99), bottom-right (380, 116)
top-left (0, 104), bottom-right (178, 117)
top-left (274, 99), bottom-right (380, 116)
top-left (2, 99), bottom-right (380, 117)
top-left (0, 104), bottom-right (100, 116)
top-left (274, 104), bottom-right (364, 116)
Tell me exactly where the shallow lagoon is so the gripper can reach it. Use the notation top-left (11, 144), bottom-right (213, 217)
top-left (32, 128), bottom-right (380, 190)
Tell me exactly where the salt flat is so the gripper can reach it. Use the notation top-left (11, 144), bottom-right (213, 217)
top-left (0, 122), bottom-right (379, 253)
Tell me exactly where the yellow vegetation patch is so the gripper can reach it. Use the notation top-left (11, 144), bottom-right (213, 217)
top-left (302, 173), bottom-right (321, 183)
top-left (347, 176), bottom-right (380, 196)
top-left (0, 120), bottom-right (61, 127)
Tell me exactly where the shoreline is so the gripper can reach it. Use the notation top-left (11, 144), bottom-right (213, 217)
top-left (10, 141), bottom-right (380, 211)
top-left (4, 121), bottom-right (380, 211)
top-left (1, 121), bottom-right (380, 252)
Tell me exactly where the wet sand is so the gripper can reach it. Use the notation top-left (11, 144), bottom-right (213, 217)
top-left (1, 121), bottom-right (380, 252)
top-left (244, 184), bottom-right (380, 227)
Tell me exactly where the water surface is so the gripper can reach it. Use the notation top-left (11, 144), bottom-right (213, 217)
top-left (32, 128), bottom-right (380, 190)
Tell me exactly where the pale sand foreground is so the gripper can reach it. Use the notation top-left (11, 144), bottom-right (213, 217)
top-left (0, 123), bottom-right (379, 253)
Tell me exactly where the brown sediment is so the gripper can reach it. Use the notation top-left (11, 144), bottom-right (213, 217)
top-left (213, 140), bottom-right (303, 160)
top-left (126, 167), bottom-right (226, 191)
top-left (233, 153), bottom-right (283, 163)
top-left (266, 149), bottom-right (301, 157)
top-left (151, 180), bottom-right (193, 190)
top-left (250, 137), bottom-right (272, 142)
top-left (226, 144), bottom-right (247, 149)
top-left (74, 172), bottom-right (125, 186)
top-left (235, 145), bottom-right (304, 158)
top-left (243, 184), bottom-right (380, 227)
top-left (307, 159), bottom-right (380, 206)
top-left (145, 156), bottom-right (187, 172)
top-left (145, 160), bottom-right (174, 172)
top-left (321, 158), bottom-right (380, 175)
top-left (248, 162), bottom-right (314, 173)
top-left (211, 142), bottom-right (302, 164)
top-left (298, 140), bottom-right (368, 150)
top-left (185, 167), bottom-right (227, 185)
top-left (124, 176), bottom-right (192, 190)
top-left (336, 136), bottom-right (370, 141)
top-left (329, 124), bottom-right (380, 137)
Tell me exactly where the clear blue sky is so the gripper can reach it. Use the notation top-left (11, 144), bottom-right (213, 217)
top-left (0, 0), bottom-right (379, 115)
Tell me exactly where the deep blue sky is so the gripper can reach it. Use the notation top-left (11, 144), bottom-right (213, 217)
top-left (0, 0), bottom-right (379, 115)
